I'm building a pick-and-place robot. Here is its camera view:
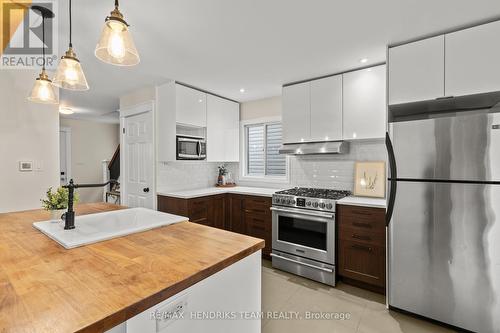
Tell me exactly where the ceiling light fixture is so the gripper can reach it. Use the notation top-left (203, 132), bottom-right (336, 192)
top-left (240, 88), bottom-right (245, 93)
top-left (28, 6), bottom-right (58, 104)
top-left (95, 0), bottom-right (140, 66)
top-left (359, 58), bottom-right (368, 64)
top-left (53, 0), bottom-right (89, 91)
top-left (59, 106), bottom-right (74, 115)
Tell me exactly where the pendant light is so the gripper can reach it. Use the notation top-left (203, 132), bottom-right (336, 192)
top-left (28, 6), bottom-right (58, 104)
top-left (53, 0), bottom-right (89, 90)
top-left (95, 0), bottom-right (140, 66)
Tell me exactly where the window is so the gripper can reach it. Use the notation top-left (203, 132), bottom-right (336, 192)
top-left (245, 122), bottom-right (287, 177)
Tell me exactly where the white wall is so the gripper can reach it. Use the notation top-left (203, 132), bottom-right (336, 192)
top-left (60, 118), bottom-right (120, 203)
top-left (0, 70), bottom-right (60, 213)
top-left (240, 96), bottom-right (281, 120)
top-left (119, 86), bottom-right (156, 110)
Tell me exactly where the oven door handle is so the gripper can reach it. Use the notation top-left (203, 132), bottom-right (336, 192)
top-left (270, 253), bottom-right (333, 273)
top-left (270, 206), bottom-right (334, 219)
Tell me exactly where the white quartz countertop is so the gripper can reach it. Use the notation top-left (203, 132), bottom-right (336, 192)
top-left (337, 196), bottom-right (387, 208)
top-left (157, 186), bottom-right (280, 199)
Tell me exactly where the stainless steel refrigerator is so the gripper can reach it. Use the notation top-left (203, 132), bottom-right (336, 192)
top-left (386, 109), bottom-right (500, 333)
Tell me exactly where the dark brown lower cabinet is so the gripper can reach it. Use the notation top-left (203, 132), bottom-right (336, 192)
top-left (157, 193), bottom-right (272, 258)
top-left (337, 204), bottom-right (386, 294)
top-left (157, 194), bottom-right (225, 229)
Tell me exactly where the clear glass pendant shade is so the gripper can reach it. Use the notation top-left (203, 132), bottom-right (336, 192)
top-left (95, 19), bottom-right (140, 66)
top-left (28, 71), bottom-right (58, 104)
top-left (53, 53), bottom-right (89, 90)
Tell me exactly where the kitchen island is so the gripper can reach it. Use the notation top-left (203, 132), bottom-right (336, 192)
top-left (0, 203), bottom-right (264, 332)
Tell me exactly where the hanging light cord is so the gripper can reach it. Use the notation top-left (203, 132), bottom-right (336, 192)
top-left (42, 13), bottom-right (46, 70)
top-left (69, 0), bottom-right (72, 47)
top-left (115, 0), bottom-right (119, 8)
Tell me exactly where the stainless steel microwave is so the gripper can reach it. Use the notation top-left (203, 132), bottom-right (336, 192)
top-left (176, 136), bottom-right (206, 160)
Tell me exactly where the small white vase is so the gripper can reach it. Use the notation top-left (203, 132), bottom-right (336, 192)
top-left (50, 209), bottom-right (66, 222)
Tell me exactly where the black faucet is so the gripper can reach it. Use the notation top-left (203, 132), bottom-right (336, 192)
top-left (62, 179), bottom-right (119, 230)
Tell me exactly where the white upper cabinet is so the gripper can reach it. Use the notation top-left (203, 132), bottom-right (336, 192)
top-left (206, 95), bottom-right (240, 162)
top-left (445, 20), bottom-right (500, 97)
top-left (343, 65), bottom-right (386, 140)
top-left (388, 35), bottom-right (445, 105)
top-left (175, 84), bottom-right (207, 127)
top-left (282, 82), bottom-right (311, 144)
top-left (310, 75), bottom-right (343, 142)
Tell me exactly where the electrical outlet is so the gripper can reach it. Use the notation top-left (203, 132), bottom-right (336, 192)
top-left (155, 294), bottom-right (188, 332)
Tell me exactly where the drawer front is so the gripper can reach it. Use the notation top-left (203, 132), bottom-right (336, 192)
top-left (338, 240), bottom-right (385, 287)
top-left (339, 225), bottom-right (385, 246)
top-left (244, 196), bottom-right (272, 215)
top-left (245, 212), bottom-right (271, 256)
top-left (338, 205), bottom-right (385, 231)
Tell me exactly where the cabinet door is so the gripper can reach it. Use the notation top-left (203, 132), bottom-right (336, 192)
top-left (206, 95), bottom-right (240, 162)
top-left (445, 20), bottom-right (500, 97)
top-left (310, 75), bottom-right (342, 141)
top-left (175, 84), bottom-right (207, 127)
top-left (282, 82), bottom-right (311, 144)
top-left (388, 35), bottom-right (445, 104)
top-left (343, 65), bottom-right (386, 140)
top-left (338, 240), bottom-right (385, 288)
top-left (228, 194), bottom-right (245, 234)
top-left (209, 195), bottom-right (225, 230)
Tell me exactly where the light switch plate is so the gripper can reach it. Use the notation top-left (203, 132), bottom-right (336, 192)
top-left (19, 161), bottom-right (33, 171)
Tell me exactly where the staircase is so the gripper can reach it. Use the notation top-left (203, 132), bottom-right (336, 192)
top-left (102, 145), bottom-right (120, 203)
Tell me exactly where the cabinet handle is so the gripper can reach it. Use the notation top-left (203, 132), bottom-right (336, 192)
top-left (245, 209), bottom-right (266, 214)
top-left (351, 210), bottom-right (372, 216)
top-left (352, 234), bottom-right (371, 241)
top-left (351, 244), bottom-right (372, 252)
top-left (353, 222), bottom-right (372, 228)
top-left (191, 218), bottom-right (207, 224)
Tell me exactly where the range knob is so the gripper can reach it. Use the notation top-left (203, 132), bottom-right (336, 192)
top-left (306, 201), bottom-right (311, 206)
top-left (280, 198), bottom-right (286, 204)
top-left (290, 199), bottom-right (296, 205)
top-left (326, 203), bottom-right (333, 210)
top-left (319, 202), bottom-right (326, 209)
top-left (312, 202), bottom-right (319, 208)
top-left (286, 199), bottom-right (292, 205)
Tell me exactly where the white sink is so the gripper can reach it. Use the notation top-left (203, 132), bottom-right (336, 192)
top-left (33, 207), bottom-right (187, 249)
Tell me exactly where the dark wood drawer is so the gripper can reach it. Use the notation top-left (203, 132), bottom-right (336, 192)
top-left (244, 196), bottom-right (272, 215)
top-left (339, 225), bottom-right (385, 246)
top-left (338, 205), bottom-right (385, 231)
top-left (338, 239), bottom-right (385, 288)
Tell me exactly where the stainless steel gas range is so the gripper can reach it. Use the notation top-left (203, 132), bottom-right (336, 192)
top-left (271, 187), bottom-right (351, 286)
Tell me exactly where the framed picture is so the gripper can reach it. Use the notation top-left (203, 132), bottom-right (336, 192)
top-left (354, 161), bottom-right (386, 198)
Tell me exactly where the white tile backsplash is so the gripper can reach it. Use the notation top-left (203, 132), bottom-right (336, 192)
top-left (157, 140), bottom-right (386, 193)
top-left (157, 161), bottom-right (239, 192)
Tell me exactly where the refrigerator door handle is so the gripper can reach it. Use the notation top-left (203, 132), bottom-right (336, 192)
top-left (386, 132), bottom-right (398, 226)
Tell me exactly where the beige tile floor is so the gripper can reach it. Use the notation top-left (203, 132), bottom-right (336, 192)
top-left (261, 260), bottom-right (457, 333)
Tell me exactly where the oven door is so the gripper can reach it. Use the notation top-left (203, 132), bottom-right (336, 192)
top-left (271, 206), bottom-right (335, 264)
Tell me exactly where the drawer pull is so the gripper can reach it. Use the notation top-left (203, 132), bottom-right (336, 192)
top-left (351, 210), bottom-right (372, 216)
top-left (353, 222), bottom-right (372, 228)
top-left (352, 234), bottom-right (371, 241)
top-left (245, 209), bottom-right (266, 214)
top-left (191, 218), bottom-right (207, 224)
top-left (351, 244), bottom-right (372, 252)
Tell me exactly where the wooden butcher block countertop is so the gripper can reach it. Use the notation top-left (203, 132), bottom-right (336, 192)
top-left (0, 203), bottom-right (264, 332)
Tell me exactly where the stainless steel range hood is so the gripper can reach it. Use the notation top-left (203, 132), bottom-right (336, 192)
top-left (279, 141), bottom-right (349, 155)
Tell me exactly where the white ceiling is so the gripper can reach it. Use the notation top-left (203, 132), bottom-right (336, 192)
top-left (57, 0), bottom-right (500, 117)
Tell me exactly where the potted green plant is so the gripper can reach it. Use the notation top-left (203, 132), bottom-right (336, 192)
top-left (41, 187), bottom-right (78, 221)
top-left (217, 164), bottom-right (227, 185)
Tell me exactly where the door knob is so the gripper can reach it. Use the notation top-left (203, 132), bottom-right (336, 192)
top-left (143, 187), bottom-right (150, 193)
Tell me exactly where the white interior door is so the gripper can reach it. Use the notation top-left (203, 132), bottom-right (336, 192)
top-left (123, 111), bottom-right (154, 209)
top-left (59, 127), bottom-right (71, 186)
